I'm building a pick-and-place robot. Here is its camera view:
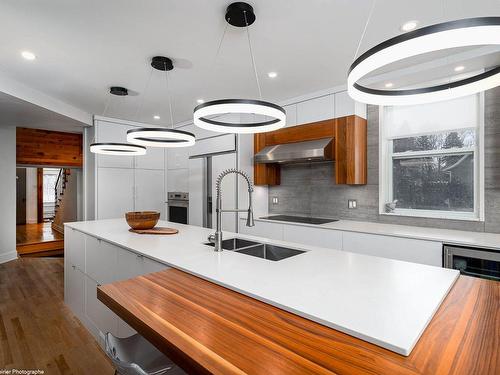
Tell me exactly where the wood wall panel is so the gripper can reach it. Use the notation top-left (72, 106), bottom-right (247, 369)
top-left (17, 128), bottom-right (83, 167)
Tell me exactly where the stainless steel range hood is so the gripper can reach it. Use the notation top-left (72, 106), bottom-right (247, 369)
top-left (254, 138), bottom-right (333, 164)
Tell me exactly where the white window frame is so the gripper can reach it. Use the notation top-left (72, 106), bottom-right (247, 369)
top-left (379, 93), bottom-right (484, 221)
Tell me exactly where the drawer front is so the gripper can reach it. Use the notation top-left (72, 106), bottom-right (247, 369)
top-left (86, 237), bottom-right (117, 284)
top-left (65, 228), bottom-right (86, 270)
top-left (283, 225), bottom-right (342, 250)
top-left (85, 277), bottom-right (118, 337)
top-left (342, 232), bottom-right (442, 267)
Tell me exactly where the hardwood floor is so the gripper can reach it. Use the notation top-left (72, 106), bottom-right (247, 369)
top-left (0, 257), bottom-right (114, 374)
top-left (16, 223), bottom-right (64, 257)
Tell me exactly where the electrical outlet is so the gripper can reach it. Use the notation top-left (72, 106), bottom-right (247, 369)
top-left (272, 196), bottom-right (279, 205)
top-left (348, 199), bottom-right (357, 209)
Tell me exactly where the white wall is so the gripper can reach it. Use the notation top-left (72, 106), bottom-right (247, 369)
top-left (0, 126), bottom-right (17, 264)
top-left (25, 167), bottom-right (38, 224)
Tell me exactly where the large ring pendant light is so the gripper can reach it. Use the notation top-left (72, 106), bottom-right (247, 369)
top-left (127, 56), bottom-right (196, 147)
top-left (348, 17), bottom-right (500, 106)
top-left (194, 99), bottom-right (286, 134)
top-left (193, 2), bottom-right (286, 133)
top-left (90, 143), bottom-right (146, 155)
top-left (127, 128), bottom-right (195, 147)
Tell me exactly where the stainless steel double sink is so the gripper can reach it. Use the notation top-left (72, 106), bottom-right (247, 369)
top-left (205, 238), bottom-right (305, 261)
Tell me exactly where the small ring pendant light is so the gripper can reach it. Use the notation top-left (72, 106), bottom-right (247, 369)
top-left (90, 87), bottom-right (147, 155)
top-left (193, 2), bottom-right (286, 134)
top-left (127, 57), bottom-right (196, 147)
top-left (348, 16), bottom-right (500, 105)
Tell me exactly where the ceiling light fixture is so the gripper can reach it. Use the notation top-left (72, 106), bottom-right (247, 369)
top-left (153, 115), bottom-right (160, 120)
top-left (89, 143), bottom-right (146, 155)
top-left (454, 65), bottom-right (465, 72)
top-left (348, 17), bottom-right (500, 105)
top-left (384, 82), bottom-right (394, 88)
top-left (400, 20), bottom-right (419, 32)
top-left (197, 99), bottom-right (204, 104)
top-left (193, 2), bottom-right (286, 133)
top-left (268, 72), bottom-right (277, 78)
top-left (127, 56), bottom-right (195, 148)
top-left (90, 87), bottom-right (147, 156)
top-left (21, 51), bottom-right (36, 60)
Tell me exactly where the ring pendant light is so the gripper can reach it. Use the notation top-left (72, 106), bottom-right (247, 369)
top-left (193, 2), bottom-right (286, 133)
top-left (348, 16), bottom-right (500, 106)
top-left (127, 56), bottom-right (196, 148)
top-left (90, 87), bottom-right (148, 155)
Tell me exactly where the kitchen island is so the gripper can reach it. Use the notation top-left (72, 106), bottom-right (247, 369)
top-left (64, 219), bottom-right (461, 356)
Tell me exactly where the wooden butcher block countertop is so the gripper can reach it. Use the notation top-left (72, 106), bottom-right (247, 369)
top-left (97, 268), bottom-right (499, 375)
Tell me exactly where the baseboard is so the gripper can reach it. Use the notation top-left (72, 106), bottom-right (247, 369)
top-left (0, 251), bottom-right (18, 264)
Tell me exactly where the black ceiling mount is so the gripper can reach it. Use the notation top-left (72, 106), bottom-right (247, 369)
top-left (225, 2), bottom-right (255, 27)
top-left (109, 86), bottom-right (128, 96)
top-left (151, 56), bottom-right (174, 71)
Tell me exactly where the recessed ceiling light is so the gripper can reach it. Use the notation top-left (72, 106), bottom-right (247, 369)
top-left (197, 99), bottom-right (204, 104)
top-left (267, 72), bottom-right (277, 78)
top-left (384, 82), bottom-right (394, 88)
top-left (153, 115), bottom-right (160, 120)
top-left (400, 20), bottom-right (419, 32)
top-left (21, 51), bottom-right (36, 60)
top-left (454, 65), bottom-right (465, 72)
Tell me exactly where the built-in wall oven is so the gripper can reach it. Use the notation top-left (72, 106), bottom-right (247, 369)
top-left (443, 245), bottom-right (500, 281)
top-left (167, 192), bottom-right (189, 224)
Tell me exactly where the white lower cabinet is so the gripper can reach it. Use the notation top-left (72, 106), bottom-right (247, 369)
top-left (65, 264), bottom-right (86, 323)
top-left (239, 219), bottom-right (284, 241)
top-left (85, 276), bottom-right (118, 341)
top-left (65, 229), bottom-right (169, 344)
top-left (342, 231), bottom-right (442, 267)
top-left (283, 225), bottom-right (342, 250)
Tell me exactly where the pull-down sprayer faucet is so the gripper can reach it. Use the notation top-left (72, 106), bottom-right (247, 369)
top-left (208, 169), bottom-right (255, 252)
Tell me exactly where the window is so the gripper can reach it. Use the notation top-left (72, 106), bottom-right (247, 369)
top-left (380, 94), bottom-right (484, 220)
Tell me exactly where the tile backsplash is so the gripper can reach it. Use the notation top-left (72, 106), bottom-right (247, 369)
top-left (268, 87), bottom-right (500, 233)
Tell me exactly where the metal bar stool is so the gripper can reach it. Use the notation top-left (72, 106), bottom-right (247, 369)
top-left (105, 332), bottom-right (185, 375)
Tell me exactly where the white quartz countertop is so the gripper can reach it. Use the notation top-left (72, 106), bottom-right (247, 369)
top-left (66, 218), bottom-right (459, 356)
top-left (253, 217), bottom-right (500, 250)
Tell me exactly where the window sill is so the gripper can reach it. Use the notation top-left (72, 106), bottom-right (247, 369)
top-left (380, 209), bottom-right (483, 222)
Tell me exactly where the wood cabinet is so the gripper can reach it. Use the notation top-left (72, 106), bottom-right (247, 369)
top-left (254, 115), bottom-right (367, 186)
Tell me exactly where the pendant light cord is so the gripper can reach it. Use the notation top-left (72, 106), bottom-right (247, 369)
top-left (244, 10), bottom-right (262, 99)
top-left (135, 66), bottom-right (154, 120)
top-left (102, 93), bottom-right (112, 117)
top-left (354, 0), bottom-right (376, 61)
top-left (164, 65), bottom-right (175, 129)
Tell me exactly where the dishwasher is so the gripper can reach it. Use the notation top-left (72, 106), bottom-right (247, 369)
top-left (443, 244), bottom-right (500, 281)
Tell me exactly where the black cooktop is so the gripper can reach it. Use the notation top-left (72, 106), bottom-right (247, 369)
top-left (260, 215), bottom-right (338, 225)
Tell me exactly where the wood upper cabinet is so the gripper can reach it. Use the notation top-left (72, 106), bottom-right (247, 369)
top-left (254, 115), bottom-right (367, 185)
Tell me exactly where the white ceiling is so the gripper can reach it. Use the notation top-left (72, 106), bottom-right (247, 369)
top-left (0, 0), bottom-right (499, 130)
top-left (0, 92), bottom-right (87, 132)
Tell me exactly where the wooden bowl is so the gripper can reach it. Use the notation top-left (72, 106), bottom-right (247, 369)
top-left (125, 211), bottom-right (160, 230)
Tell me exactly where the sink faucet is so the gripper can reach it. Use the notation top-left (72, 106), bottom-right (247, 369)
top-left (208, 169), bottom-right (255, 252)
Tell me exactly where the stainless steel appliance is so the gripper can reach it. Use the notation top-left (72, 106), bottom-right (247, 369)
top-left (254, 138), bottom-right (333, 164)
top-left (260, 215), bottom-right (338, 225)
top-left (443, 245), bottom-right (500, 281)
top-left (167, 192), bottom-right (189, 224)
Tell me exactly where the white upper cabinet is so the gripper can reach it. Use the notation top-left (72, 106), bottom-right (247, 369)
top-left (167, 147), bottom-right (190, 170)
top-left (135, 147), bottom-right (165, 170)
top-left (190, 134), bottom-right (236, 157)
top-left (96, 121), bottom-right (135, 169)
top-left (296, 94), bottom-right (335, 125)
top-left (334, 91), bottom-right (366, 119)
top-left (97, 168), bottom-right (134, 219)
top-left (283, 104), bottom-right (297, 128)
top-left (135, 169), bottom-right (165, 217)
